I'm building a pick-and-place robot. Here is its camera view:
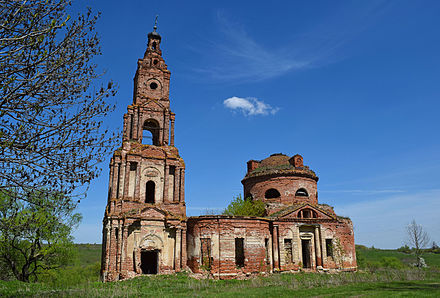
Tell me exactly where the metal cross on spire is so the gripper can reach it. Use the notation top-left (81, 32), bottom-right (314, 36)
top-left (153, 15), bottom-right (158, 32)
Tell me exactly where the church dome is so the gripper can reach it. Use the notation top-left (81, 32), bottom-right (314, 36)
top-left (243, 153), bottom-right (318, 182)
top-left (260, 153), bottom-right (290, 168)
top-left (148, 30), bottom-right (161, 40)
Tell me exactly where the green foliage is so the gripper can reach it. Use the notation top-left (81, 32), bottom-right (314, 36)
top-left (397, 245), bottom-right (412, 254)
top-left (0, 0), bottom-right (118, 202)
top-left (223, 195), bottom-right (266, 217)
top-left (0, 190), bottom-right (81, 282)
top-left (380, 257), bottom-right (404, 269)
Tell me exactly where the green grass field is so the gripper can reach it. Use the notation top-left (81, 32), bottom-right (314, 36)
top-left (0, 244), bottom-right (439, 297)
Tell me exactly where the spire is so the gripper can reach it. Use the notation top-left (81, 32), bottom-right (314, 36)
top-left (153, 15), bottom-right (158, 32)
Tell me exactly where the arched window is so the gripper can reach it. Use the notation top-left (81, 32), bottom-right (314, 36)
top-left (142, 120), bottom-right (160, 145)
top-left (265, 188), bottom-right (281, 199)
top-left (145, 181), bottom-right (155, 203)
top-left (152, 41), bottom-right (157, 50)
top-left (295, 188), bottom-right (308, 197)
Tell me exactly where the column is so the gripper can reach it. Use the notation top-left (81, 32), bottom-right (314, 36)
top-left (272, 225), bottom-right (280, 270)
top-left (163, 164), bottom-right (170, 203)
top-left (123, 114), bottom-right (129, 141)
top-left (123, 161), bottom-right (130, 198)
top-left (268, 231), bottom-right (273, 272)
top-left (119, 163), bottom-right (126, 199)
top-left (134, 160), bottom-right (141, 201)
top-left (121, 226), bottom-right (128, 272)
top-left (181, 228), bottom-right (187, 270)
top-left (105, 225), bottom-right (111, 271)
top-left (173, 167), bottom-right (180, 202)
top-left (133, 108), bottom-right (139, 140)
top-left (170, 114), bottom-right (175, 146)
top-left (164, 111), bottom-right (170, 145)
top-left (175, 228), bottom-right (181, 271)
top-left (117, 223), bottom-right (123, 272)
top-left (108, 162), bottom-right (115, 202)
top-left (112, 162), bottom-right (120, 199)
top-left (179, 169), bottom-right (185, 202)
top-left (315, 226), bottom-right (322, 267)
top-left (296, 226), bottom-right (302, 265)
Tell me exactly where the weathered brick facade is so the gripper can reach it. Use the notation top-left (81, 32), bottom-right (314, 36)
top-left (101, 29), bottom-right (356, 282)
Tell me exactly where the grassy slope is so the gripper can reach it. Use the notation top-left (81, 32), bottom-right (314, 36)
top-left (1, 244), bottom-right (440, 297)
top-left (1, 272), bottom-right (439, 297)
top-left (356, 245), bottom-right (440, 268)
top-left (76, 244), bottom-right (102, 266)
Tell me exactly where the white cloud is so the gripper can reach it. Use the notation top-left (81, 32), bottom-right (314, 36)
top-left (223, 96), bottom-right (279, 116)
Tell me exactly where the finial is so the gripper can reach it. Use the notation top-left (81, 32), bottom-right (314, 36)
top-left (153, 15), bottom-right (158, 32)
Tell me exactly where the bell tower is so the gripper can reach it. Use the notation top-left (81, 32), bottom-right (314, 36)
top-left (101, 22), bottom-right (187, 281)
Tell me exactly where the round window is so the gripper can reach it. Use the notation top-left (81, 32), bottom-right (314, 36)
top-left (150, 82), bottom-right (158, 90)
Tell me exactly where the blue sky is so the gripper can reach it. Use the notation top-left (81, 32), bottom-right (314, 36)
top-left (71, 0), bottom-right (440, 249)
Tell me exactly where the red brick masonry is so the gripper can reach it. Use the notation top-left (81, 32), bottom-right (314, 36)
top-left (101, 30), bottom-right (356, 282)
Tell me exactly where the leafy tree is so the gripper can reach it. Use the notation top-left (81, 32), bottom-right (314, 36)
top-left (223, 195), bottom-right (266, 217)
top-left (0, 190), bottom-right (81, 282)
top-left (0, 0), bottom-right (117, 203)
top-left (406, 219), bottom-right (430, 268)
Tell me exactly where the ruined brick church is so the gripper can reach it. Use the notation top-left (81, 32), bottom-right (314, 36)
top-left (101, 27), bottom-right (356, 281)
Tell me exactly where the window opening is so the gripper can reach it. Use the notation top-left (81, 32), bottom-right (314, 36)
top-left (169, 166), bottom-right (176, 175)
top-left (140, 251), bottom-right (158, 274)
top-left (152, 41), bottom-right (157, 50)
top-left (200, 238), bottom-right (212, 270)
top-left (265, 188), bottom-right (281, 199)
top-left (326, 239), bottom-right (333, 258)
top-left (284, 239), bottom-right (293, 264)
top-left (235, 238), bottom-right (245, 267)
top-left (153, 59), bottom-right (158, 65)
top-left (150, 82), bottom-right (158, 90)
top-left (295, 188), bottom-right (308, 197)
top-left (115, 228), bottom-right (119, 266)
top-left (128, 162), bottom-right (137, 197)
top-left (265, 238), bottom-right (270, 264)
top-left (145, 181), bottom-right (155, 203)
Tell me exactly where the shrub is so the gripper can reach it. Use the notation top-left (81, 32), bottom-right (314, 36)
top-left (223, 195), bottom-right (266, 217)
top-left (380, 257), bottom-right (404, 269)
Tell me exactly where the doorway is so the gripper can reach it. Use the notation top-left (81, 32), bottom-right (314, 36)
top-left (301, 239), bottom-right (311, 268)
top-left (140, 250), bottom-right (158, 274)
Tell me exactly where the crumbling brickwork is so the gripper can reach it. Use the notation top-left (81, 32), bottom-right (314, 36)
top-left (101, 29), bottom-right (356, 282)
